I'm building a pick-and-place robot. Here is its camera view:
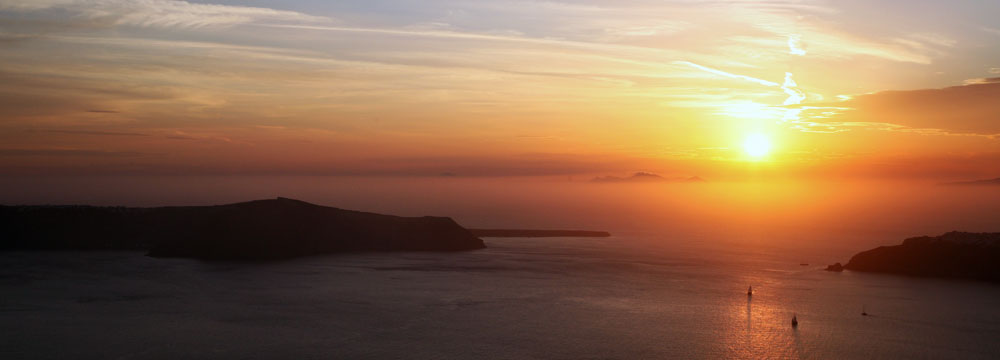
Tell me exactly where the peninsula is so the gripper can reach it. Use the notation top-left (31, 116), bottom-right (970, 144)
top-left (0, 198), bottom-right (485, 260)
top-left (828, 231), bottom-right (1000, 282)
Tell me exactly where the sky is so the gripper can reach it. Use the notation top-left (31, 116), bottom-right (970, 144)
top-left (1, 0), bottom-right (999, 180)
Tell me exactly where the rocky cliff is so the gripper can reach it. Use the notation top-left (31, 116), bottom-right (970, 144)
top-left (838, 232), bottom-right (1000, 282)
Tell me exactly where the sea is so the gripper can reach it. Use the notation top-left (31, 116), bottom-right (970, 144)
top-left (3, 233), bottom-right (999, 359)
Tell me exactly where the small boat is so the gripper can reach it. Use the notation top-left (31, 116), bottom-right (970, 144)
top-left (861, 305), bottom-right (868, 316)
top-left (791, 314), bottom-right (798, 328)
top-left (747, 286), bottom-right (753, 296)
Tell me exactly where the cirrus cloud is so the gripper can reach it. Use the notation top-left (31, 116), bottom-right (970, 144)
top-left (808, 79), bottom-right (1000, 136)
top-left (0, 0), bottom-right (328, 29)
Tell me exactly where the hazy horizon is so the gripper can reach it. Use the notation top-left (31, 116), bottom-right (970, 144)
top-left (3, 175), bottom-right (998, 253)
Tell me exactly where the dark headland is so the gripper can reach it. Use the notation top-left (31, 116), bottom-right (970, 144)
top-left (826, 231), bottom-right (1000, 282)
top-left (0, 198), bottom-right (485, 260)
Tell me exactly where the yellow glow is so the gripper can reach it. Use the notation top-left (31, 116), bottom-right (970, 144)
top-left (719, 101), bottom-right (782, 120)
top-left (743, 133), bottom-right (771, 158)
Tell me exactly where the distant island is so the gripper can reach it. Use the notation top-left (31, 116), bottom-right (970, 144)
top-left (0, 198), bottom-right (485, 260)
top-left (591, 172), bottom-right (705, 183)
top-left (826, 231), bottom-right (1000, 282)
top-left (940, 177), bottom-right (1000, 186)
top-left (469, 229), bottom-right (611, 237)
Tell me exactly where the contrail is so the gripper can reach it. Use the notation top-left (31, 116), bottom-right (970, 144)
top-left (672, 61), bottom-right (779, 87)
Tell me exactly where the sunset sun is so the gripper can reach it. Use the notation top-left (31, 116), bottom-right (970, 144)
top-left (743, 133), bottom-right (772, 158)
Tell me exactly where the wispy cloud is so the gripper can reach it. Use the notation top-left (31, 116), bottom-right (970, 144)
top-left (962, 77), bottom-right (1000, 85)
top-left (781, 72), bottom-right (806, 105)
top-left (982, 27), bottom-right (1000, 37)
top-left (907, 33), bottom-right (956, 48)
top-left (788, 34), bottom-right (806, 56)
top-left (0, 148), bottom-right (146, 157)
top-left (1, 0), bottom-right (997, 176)
top-left (258, 23), bottom-right (699, 64)
top-left (31, 129), bottom-right (148, 137)
top-left (672, 61), bottom-right (779, 87)
top-left (0, 0), bottom-right (328, 29)
top-left (800, 79), bottom-right (1000, 136)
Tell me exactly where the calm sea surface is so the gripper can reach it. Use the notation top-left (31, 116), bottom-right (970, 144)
top-left (2, 235), bottom-right (999, 359)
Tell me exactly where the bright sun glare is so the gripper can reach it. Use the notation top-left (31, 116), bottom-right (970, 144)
top-left (743, 133), bottom-right (771, 158)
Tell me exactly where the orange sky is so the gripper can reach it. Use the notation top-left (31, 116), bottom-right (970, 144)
top-left (1, 0), bottom-right (999, 180)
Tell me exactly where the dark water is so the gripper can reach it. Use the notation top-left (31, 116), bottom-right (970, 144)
top-left (2, 236), bottom-right (1000, 359)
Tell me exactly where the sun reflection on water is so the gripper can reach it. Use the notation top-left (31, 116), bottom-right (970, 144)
top-left (722, 283), bottom-right (805, 359)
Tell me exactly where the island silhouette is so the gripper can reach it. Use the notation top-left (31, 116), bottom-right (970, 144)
top-left (1, 198), bottom-right (615, 260)
top-left (1, 198), bottom-right (485, 260)
top-left (827, 231), bottom-right (1000, 282)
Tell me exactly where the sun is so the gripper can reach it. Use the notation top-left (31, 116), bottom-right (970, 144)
top-left (743, 133), bottom-right (771, 158)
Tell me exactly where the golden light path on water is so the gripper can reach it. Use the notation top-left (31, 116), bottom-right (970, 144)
top-left (722, 276), bottom-right (806, 359)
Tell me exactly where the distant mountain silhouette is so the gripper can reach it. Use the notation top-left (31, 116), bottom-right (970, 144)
top-left (828, 232), bottom-right (1000, 282)
top-left (591, 172), bottom-right (705, 183)
top-left (0, 198), bottom-right (485, 260)
top-left (940, 177), bottom-right (1000, 186)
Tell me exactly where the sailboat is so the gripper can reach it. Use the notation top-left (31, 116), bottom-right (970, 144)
top-left (862, 305), bottom-right (868, 316)
top-left (747, 286), bottom-right (753, 297)
top-left (791, 314), bottom-right (798, 328)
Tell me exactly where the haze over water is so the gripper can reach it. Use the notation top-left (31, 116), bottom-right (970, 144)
top-left (3, 177), bottom-right (1000, 359)
top-left (3, 176), bottom-right (998, 242)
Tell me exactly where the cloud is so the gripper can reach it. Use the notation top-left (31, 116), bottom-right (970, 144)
top-left (31, 129), bottom-right (148, 137)
top-left (814, 80), bottom-right (1000, 135)
top-left (602, 22), bottom-right (689, 38)
top-left (781, 72), bottom-right (806, 105)
top-left (823, 151), bottom-right (1000, 180)
top-left (982, 27), bottom-right (1000, 37)
top-left (0, 0), bottom-right (328, 29)
top-left (788, 34), bottom-right (806, 55)
top-left (962, 77), bottom-right (1000, 85)
top-left (0, 31), bottom-right (37, 42)
top-left (0, 149), bottom-right (652, 176)
top-left (906, 33), bottom-right (956, 48)
top-left (1, 0), bottom-right (993, 180)
top-left (0, 148), bottom-right (145, 157)
top-left (672, 61), bottom-right (779, 87)
top-left (0, 70), bottom-right (181, 119)
top-left (261, 23), bottom-right (692, 62)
